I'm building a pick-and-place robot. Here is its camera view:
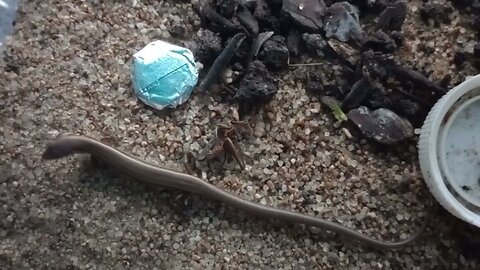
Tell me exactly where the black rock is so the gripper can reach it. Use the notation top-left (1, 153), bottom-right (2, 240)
top-left (282, 0), bottom-right (326, 32)
top-left (198, 33), bottom-right (246, 92)
top-left (420, 3), bottom-right (451, 27)
top-left (474, 44), bottom-right (480, 58)
top-left (324, 2), bottom-right (363, 43)
top-left (249, 31), bottom-right (274, 64)
top-left (236, 4), bottom-right (259, 35)
top-left (390, 31), bottom-right (404, 47)
top-left (3, 54), bottom-right (20, 74)
top-left (287, 28), bottom-right (301, 56)
top-left (287, 27), bottom-right (300, 56)
top-left (258, 35), bottom-right (289, 70)
top-left (240, 0), bottom-right (257, 10)
top-left (343, 0), bottom-right (374, 12)
top-left (235, 60), bottom-right (278, 103)
top-left (323, 84), bottom-right (347, 99)
top-left (361, 51), bottom-right (389, 80)
top-left (305, 81), bottom-right (324, 95)
top-left (364, 90), bottom-right (393, 109)
top-left (302, 33), bottom-right (327, 55)
top-left (254, 0), bottom-right (277, 31)
top-left (454, 51), bottom-right (466, 65)
top-left (388, 62), bottom-right (446, 96)
top-left (341, 65), bottom-right (358, 85)
top-left (231, 62), bottom-right (244, 72)
top-left (217, 0), bottom-right (238, 18)
top-left (194, 29), bottom-right (223, 67)
top-left (363, 30), bottom-right (397, 53)
top-left (266, 0), bottom-right (283, 12)
top-left (347, 106), bottom-right (414, 144)
top-left (169, 22), bottom-right (186, 38)
top-left (394, 99), bottom-right (420, 117)
top-left (196, 5), bottom-right (245, 36)
top-left (376, 1), bottom-right (407, 31)
top-left (342, 76), bottom-right (372, 111)
top-left (328, 39), bottom-right (360, 66)
top-left (439, 74), bottom-right (452, 89)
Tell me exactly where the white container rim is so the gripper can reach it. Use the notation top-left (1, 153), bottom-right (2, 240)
top-left (419, 74), bottom-right (480, 228)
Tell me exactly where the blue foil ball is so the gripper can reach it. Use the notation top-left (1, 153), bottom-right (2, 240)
top-left (131, 40), bottom-right (198, 110)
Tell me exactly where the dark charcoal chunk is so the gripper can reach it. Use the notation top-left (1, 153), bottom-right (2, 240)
top-left (287, 28), bottom-right (301, 56)
top-left (388, 62), bottom-right (446, 95)
top-left (236, 4), bottom-right (259, 35)
top-left (361, 51), bottom-right (389, 80)
top-left (342, 76), bottom-right (372, 111)
top-left (420, 3), bottom-right (452, 27)
top-left (376, 1), bottom-right (407, 31)
top-left (217, 0), bottom-right (238, 18)
top-left (440, 74), bottom-right (452, 89)
top-left (267, 0), bottom-right (283, 6)
top-left (199, 33), bottom-right (246, 92)
top-left (258, 35), bottom-right (289, 70)
top-left (454, 51), bottom-right (466, 65)
top-left (302, 33), bottom-right (327, 55)
top-left (341, 65), bottom-right (357, 85)
top-left (255, 0), bottom-right (280, 32)
top-left (324, 2), bottom-right (363, 43)
top-left (193, 30), bottom-right (223, 67)
top-left (249, 31), bottom-right (274, 62)
top-left (474, 44), bottom-right (480, 58)
top-left (342, 0), bottom-right (373, 12)
top-left (364, 90), bottom-right (393, 109)
top-left (390, 31), bottom-right (404, 47)
top-left (5, 62), bottom-right (19, 74)
top-left (3, 54), bottom-right (20, 74)
top-left (169, 22), bottom-right (186, 38)
top-left (323, 84), bottom-right (347, 99)
top-left (197, 5), bottom-right (245, 36)
top-left (328, 39), bottom-right (360, 66)
top-left (394, 99), bottom-right (420, 117)
top-left (347, 106), bottom-right (414, 144)
top-left (363, 30), bottom-right (397, 53)
top-left (231, 62), bottom-right (244, 72)
top-left (235, 60), bottom-right (278, 103)
top-left (305, 81), bottom-right (324, 95)
top-left (240, 0), bottom-right (257, 10)
top-left (282, 0), bottom-right (326, 32)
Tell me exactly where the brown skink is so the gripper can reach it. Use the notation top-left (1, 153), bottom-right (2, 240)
top-left (41, 134), bottom-right (431, 249)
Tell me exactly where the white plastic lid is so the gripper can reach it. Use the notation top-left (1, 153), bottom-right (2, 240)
top-left (419, 74), bottom-right (480, 228)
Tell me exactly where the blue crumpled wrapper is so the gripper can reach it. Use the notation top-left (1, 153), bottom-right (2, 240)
top-left (131, 40), bottom-right (198, 110)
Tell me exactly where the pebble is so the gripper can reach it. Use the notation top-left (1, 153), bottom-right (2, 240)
top-left (266, 180), bottom-right (275, 190)
top-left (6, 214), bottom-right (14, 223)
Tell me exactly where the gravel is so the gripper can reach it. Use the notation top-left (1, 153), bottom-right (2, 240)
top-left (1, 0), bottom-right (480, 269)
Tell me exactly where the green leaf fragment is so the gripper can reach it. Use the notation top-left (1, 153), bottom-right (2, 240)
top-left (320, 96), bottom-right (348, 122)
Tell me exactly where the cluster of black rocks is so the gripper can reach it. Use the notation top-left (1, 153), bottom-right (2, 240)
top-left (187, 0), bottom-right (471, 145)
